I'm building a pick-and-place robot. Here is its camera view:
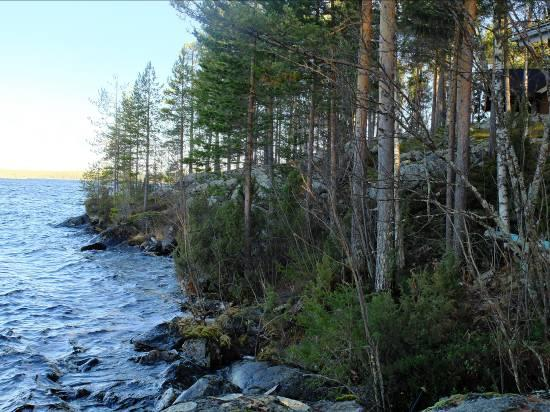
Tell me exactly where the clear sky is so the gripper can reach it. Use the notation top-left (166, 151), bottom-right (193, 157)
top-left (0, 1), bottom-right (195, 172)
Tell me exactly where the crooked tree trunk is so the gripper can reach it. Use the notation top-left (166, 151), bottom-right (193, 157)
top-left (375, 0), bottom-right (396, 291)
top-left (351, 0), bottom-right (372, 273)
top-left (493, 0), bottom-right (511, 233)
top-left (453, 0), bottom-right (477, 256)
top-left (244, 45), bottom-right (256, 263)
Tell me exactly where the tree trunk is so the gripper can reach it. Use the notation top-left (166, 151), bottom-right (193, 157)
top-left (306, 80), bottom-right (316, 223)
top-left (189, 49), bottom-right (195, 174)
top-left (351, 0), bottom-right (372, 273)
top-left (143, 97), bottom-right (151, 211)
top-left (266, 95), bottom-right (274, 181)
top-left (493, 0), bottom-right (511, 233)
top-left (430, 64), bottom-right (439, 136)
top-left (375, 0), bottom-right (396, 291)
top-left (244, 45), bottom-right (256, 263)
top-left (436, 65), bottom-right (447, 130)
top-left (214, 132), bottom-right (221, 174)
top-left (329, 75), bottom-right (338, 219)
top-left (453, 0), bottom-right (477, 256)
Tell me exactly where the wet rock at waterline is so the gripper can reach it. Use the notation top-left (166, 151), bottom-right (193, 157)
top-left (131, 320), bottom-right (184, 352)
top-left (132, 349), bottom-right (180, 365)
top-left (58, 213), bottom-right (90, 227)
top-left (80, 242), bottom-right (106, 251)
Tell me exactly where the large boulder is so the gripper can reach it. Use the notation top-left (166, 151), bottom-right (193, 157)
top-left (225, 360), bottom-right (339, 401)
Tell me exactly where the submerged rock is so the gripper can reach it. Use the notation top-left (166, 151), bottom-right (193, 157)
top-left (80, 242), bottom-right (106, 252)
top-left (78, 357), bottom-right (99, 372)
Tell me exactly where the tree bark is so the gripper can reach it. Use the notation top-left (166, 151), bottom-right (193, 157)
top-left (493, 0), bottom-right (511, 233)
top-left (244, 45), bottom-right (256, 263)
top-left (351, 0), bottom-right (372, 273)
top-left (375, 0), bottom-right (396, 291)
top-left (453, 0), bottom-right (478, 256)
top-left (307, 80), bottom-right (316, 223)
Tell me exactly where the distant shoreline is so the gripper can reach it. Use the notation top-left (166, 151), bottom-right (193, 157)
top-left (0, 169), bottom-right (83, 180)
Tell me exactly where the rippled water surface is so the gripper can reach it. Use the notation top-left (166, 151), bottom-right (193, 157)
top-left (0, 179), bottom-right (182, 411)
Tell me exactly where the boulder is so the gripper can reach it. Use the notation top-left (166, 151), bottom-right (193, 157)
top-left (131, 320), bottom-right (183, 352)
top-left (225, 360), bottom-right (338, 401)
top-left (59, 214), bottom-right (90, 227)
top-left (159, 359), bottom-right (207, 390)
top-left (161, 394), bottom-right (312, 412)
top-left (132, 349), bottom-right (179, 365)
top-left (156, 388), bottom-right (181, 412)
top-left (180, 338), bottom-right (217, 368)
top-left (172, 375), bottom-right (240, 403)
top-left (425, 392), bottom-right (550, 412)
top-left (80, 242), bottom-right (106, 252)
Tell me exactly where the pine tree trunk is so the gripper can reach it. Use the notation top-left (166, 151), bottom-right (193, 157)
top-left (307, 80), bottom-right (316, 222)
top-left (143, 98), bottom-right (151, 211)
top-left (351, 0), bottom-right (372, 273)
top-left (430, 63), bottom-right (439, 136)
top-left (244, 46), bottom-right (256, 263)
top-left (436, 65), bottom-right (447, 130)
top-left (375, 0), bottom-right (396, 291)
top-left (493, 0), bottom-right (511, 233)
top-left (453, 0), bottom-right (477, 256)
top-left (214, 132), bottom-right (221, 174)
top-left (266, 95), bottom-right (274, 180)
top-left (189, 50), bottom-right (195, 174)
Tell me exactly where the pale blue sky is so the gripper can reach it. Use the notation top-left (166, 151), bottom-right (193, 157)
top-left (0, 1), bottom-right (195, 171)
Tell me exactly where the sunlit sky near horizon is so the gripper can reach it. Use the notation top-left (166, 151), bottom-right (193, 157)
top-left (0, 1), bottom-right (195, 172)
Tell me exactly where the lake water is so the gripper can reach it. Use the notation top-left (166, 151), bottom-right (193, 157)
top-left (0, 179), bottom-right (182, 411)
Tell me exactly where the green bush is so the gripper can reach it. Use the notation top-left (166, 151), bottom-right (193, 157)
top-left (288, 255), bottom-right (497, 410)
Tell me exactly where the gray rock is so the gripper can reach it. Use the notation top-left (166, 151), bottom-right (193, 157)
top-left (133, 349), bottom-right (179, 365)
top-left (180, 339), bottom-right (212, 368)
top-left (226, 360), bottom-right (336, 401)
top-left (173, 375), bottom-right (240, 403)
top-left (159, 359), bottom-right (207, 390)
top-left (59, 214), bottom-right (89, 227)
top-left (311, 400), bottom-right (365, 411)
top-left (131, 321), bottom-right (183, 352)
top-left (156, 387), bottom-right (180, 411)
top-left (425, 392), bottom-right (550, 412)
top-left (162, 394), bottom-right (312, 412)
top-left (162, 401), bottom-right (198, 412)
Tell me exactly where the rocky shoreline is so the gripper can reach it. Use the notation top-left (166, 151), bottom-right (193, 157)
top-left (60, 214), bottom-right (366, 411)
